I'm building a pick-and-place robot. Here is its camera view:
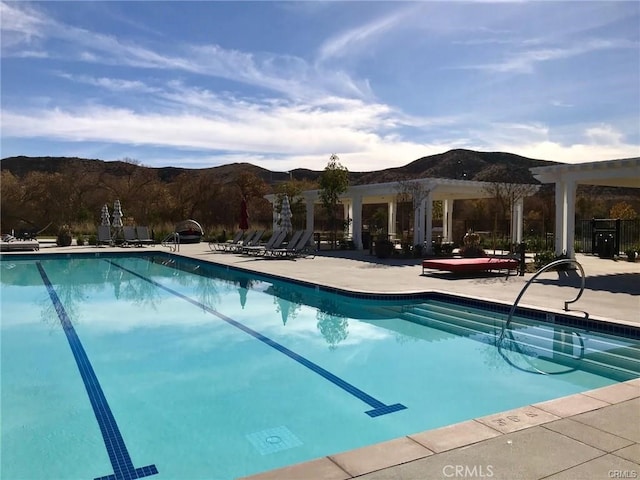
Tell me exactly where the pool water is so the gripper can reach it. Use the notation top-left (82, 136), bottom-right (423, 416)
top-left (1, 254), bottom-right (638, 480)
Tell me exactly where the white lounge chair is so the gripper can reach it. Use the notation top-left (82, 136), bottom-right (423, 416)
top-left (0, 234), bottom-right (40, 251)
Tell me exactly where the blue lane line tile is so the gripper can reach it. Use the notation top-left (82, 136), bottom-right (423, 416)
top-left (36, 262), bottom-right (158, 480)
top-left (109, 260), bottom-right (406, 418)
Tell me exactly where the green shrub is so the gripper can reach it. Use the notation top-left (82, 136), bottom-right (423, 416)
top-left (56, 225), bottom-right (72, 247)
top-left (375, 238), bottom-right (394, 258)
top-left (533, 251), bottom-right (570, 270)
top-left (533, 250), bottom-right (554, 269)
top-left (432, 242), bottom-right (454, 256)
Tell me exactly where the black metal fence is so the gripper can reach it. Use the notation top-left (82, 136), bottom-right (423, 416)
top-left (576, 219), bottom-right (640, 256)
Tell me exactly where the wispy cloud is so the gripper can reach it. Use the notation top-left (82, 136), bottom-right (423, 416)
top-left (0, 2), bottom-right (46, 50)
top-left (1, 1), bottom-right (369, 100)
top-left (56, 73), bottom-right (153, 92)
top-left (316, 5), bottom-right (419, 63)
top-left (464, 38), bottom-right (638, 74)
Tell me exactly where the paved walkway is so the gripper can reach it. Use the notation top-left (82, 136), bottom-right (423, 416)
top-left (5, 243), bottom-right (639, 479)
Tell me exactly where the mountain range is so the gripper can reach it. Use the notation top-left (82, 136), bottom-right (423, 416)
top-left (0, 149), bottom-right (556, 186)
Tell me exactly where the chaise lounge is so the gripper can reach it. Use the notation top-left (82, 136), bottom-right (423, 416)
top-left (0, 234), bottom-right (40, 251)
top-left (421, 256), bottom-right (519, 275)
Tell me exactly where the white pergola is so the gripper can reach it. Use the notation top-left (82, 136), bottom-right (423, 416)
top-left (530, 157), bottom-right (640, 258)
top-left (266, 177), bottom-right (539, 252)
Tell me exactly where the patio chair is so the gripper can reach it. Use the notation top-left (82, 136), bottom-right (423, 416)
top-left (123, 226), bottom-right (139, 246)
top-left (244, 229), bottom-right (288, 256)
top-left (0, 234), bottom-right (40, 251)
top-left (268, 229), bottom-right (315, 258)
top-left (292, 229), bottom-right (316, 258)
top-left (97, 225), bottom-right (112, 246)
top-left (263, 230), bottom-right (302, 256)
top-left (209, 230), bottom-right (243, 251)
top-left (135, 226), bottom-right (155, 245)
top-left (221, 230), bottom-right (257, 253)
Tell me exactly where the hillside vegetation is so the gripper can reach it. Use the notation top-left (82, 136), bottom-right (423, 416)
top-left (1, 150), bottom-right (636, 244)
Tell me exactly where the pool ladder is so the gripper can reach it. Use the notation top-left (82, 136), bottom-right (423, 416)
top-left (501, 258), bottom-right (586, 339)
top-left (162, 232), bottom-right (180, 252)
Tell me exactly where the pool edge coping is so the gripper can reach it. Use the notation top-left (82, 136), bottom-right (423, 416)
top-left (238, 378), bottom-right (640, 480)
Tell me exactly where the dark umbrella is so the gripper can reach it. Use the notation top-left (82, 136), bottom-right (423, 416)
top-left (238, 277), bottom-right (249, 309)
top-left (239, 197), bottom-right (249, 232)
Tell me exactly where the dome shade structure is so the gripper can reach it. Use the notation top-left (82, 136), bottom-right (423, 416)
top-left (175, 219), bottom-right (204, 244)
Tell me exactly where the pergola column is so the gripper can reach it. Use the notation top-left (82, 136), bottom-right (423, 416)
top-left (424, 192), bottom-right (433, 253)
top-left (564, 180), bottom-right (576, 258)
top-left (511, 198), bottom-right (524, 244)
top-left (554, 179), bottom-right (576, 257)
top-left (388, 200), bottom-right (397, 239)
top-left (304, 197), bottom-right (315, 233)
top-left (443, 199), bottom-right (454, 242)
top-left (351, 194), bottom-right (363, 250)
top-left (343, 200), bottom-right (353, 237)
top-left (414, 202), bottom-right (422, 245)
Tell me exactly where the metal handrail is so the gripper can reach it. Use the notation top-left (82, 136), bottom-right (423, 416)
top-left (501, 258), bottom-right (585, 338)
top-left (162, 232), bottom-right (180, 252)
top-left (498, 327), bottom-right (585, 376)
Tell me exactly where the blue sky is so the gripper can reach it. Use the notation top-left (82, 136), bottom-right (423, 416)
top-left (1, 1), bottom-right (639, 172)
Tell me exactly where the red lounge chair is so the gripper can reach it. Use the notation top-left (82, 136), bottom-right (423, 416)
top-left (422, 257), bottom-right (519, 275)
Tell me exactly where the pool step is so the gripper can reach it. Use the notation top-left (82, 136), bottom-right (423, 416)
top-left (421, 300), bottom-right (640, 375)
top-left (388, 302), bottom-right (640, 381)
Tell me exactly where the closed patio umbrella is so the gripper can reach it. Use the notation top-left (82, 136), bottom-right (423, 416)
top-left (100, 204), bottom-right (111, 226)
top-left (112, 199), bottom-right (123, 242)
top-left (112, 199), bottom-right (123, 228)
top-left (279, 194), bottom-right (293, 234)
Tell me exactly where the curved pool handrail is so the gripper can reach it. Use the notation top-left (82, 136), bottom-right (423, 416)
top-left (501, 258), bottom-right (585, 338)
top-left (498, 327), bottom-right (585, 376)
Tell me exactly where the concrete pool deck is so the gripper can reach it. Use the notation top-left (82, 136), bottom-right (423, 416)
top-left (4, 243), bottom-right (639, 479)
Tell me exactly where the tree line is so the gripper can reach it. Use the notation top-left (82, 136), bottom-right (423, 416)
top-left (1, 155), bottom-right (636, 246)
top-left (0, 159), bottom-right (281, 239)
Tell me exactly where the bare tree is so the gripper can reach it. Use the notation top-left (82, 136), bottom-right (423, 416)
top-left (483, 182), bottom-right (538, 250)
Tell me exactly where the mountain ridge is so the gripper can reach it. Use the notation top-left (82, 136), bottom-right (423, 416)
top-left (0, 149), bottom-right (557, 185)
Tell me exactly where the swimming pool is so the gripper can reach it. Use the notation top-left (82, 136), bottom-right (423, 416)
top-left (2, 253), bottom-right (638, 480)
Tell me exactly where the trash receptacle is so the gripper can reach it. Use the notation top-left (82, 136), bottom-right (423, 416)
top-left (596, 232), bottom-right (615, 258)
top-left (362, 231), bottom-right (370, 250)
